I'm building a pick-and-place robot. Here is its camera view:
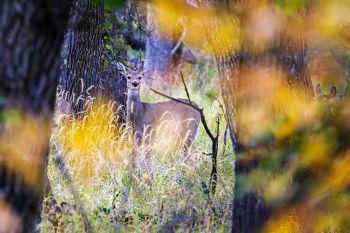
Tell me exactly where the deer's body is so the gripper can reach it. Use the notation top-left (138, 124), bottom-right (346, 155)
top-left (128, 91), bottom-right (200, 144)
top-left (123, 67), bottom-right (200, 149)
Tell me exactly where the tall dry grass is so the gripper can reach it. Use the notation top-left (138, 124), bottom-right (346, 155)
top-left (42, 82), bottom-right (234, 232)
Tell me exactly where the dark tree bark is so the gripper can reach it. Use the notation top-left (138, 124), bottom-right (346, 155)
top-left (224, 34), bottom-right (312, 233)
top-left (215, 53), bottom-right (272, 233)
top-left (199, 1), bottom-right (314, 232)
top-left (99, 60), bottom-right (127, 122)
top-left (59, 0), bottom-right (104, 115)
top-left (282, 34), bottom-right (314, 96)
top-left (100, 9), bottom-right (128, 122)
top-left (0, 0), bottom-right (71, 232)
top-left (216, 55), bottom-right (242, 153)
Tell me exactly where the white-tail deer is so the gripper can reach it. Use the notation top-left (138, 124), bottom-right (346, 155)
top-left (117, 63), bottom-right (201, 151)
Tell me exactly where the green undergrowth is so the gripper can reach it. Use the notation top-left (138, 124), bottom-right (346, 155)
top-left (41, 71), bottom-right (235, 232)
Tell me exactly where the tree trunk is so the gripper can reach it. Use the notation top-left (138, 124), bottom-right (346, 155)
top-left (0, 0), bottom-right (71, 232)
top-left (144, 3), bottom-right (176, 90)
top-left (200, 1), bottom-right (314, 232)
top-left (59, 0), bottom-right (104, 115)
top-left (216, 54), bottom-right (272, 233)
top-left (282, 34), bottom-right (314, 96)
top-left (100, 9), bottom-right (128, 123)
top-left (216, 55), bottom-right (242, 153)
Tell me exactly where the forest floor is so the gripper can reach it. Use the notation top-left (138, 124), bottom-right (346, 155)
top-left (41, 67), bottom-right (236, 232)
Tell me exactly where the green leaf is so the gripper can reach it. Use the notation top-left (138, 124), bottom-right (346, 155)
top-left (204, 88), bottom-right (219, 103)
top-left (115, 18), bottom-right (128, 30)
top-left (104, 0), bottom-right (127, 9)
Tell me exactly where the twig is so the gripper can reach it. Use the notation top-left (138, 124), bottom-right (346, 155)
top-left (149, 87), bottom-right (215, 141)
top-left (53, 155), bottom-right (94, 233)
top-left (222, 123), bottom-right (229, 156)
top-left (202, 152), bottom-right (213, 156)
top-left (149, 88), bottom-right (197, 110)
top-left (209, 115), bottom-right (221, 194)
top-left (150, 74), bottom-right (221, 195)
top-left (217, 101), bottom-right (232, 156)
top-left (180, 71), bottom-right (192, 105)
top-left (178, 72), bottom-right (220, 193)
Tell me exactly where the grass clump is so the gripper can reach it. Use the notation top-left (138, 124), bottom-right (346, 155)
top-left (42, 87), bottom-right (235, 233)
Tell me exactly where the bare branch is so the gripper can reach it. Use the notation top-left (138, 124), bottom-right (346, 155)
top-left (149, 87), bottom-right (197, 110)
top-left (180, 71), bottom-right (192, 105)
top-left (149, 87), bottom-right (215, 141)
top-left (150, 75), bottom-right (220, 195)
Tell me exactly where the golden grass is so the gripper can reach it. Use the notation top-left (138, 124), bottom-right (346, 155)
top-left (45, 87), bottom-right (234, 232)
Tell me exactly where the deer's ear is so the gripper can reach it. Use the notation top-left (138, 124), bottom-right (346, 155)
top-left (315, 84), bottom-right (322, 96)
top-left (329, 86), bottom-right (337, 98)
top-left (116, 62), bottom-right (126, 76)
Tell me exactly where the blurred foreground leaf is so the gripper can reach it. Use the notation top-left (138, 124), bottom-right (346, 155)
top-left (0, 109), bottom-right (19, 123)
top-left (275, 0), bottom-right (306, 16)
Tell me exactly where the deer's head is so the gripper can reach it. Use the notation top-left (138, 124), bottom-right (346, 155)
top-left (126, 70), bottom-right (144, 91)
top-left (117, 62), bottom-right (145, 92)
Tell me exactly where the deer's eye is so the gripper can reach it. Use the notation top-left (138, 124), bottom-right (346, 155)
top-left (127, 76), bottom-right (131, 79)
top-left (138, 76), bottom-right (142, 80)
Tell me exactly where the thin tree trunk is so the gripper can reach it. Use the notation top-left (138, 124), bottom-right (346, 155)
top-left (59, 0), bottom-right (104, 115)
top-left (0, 0), bottom-right (71, 232)
top-left (144, 3), bottom-right (175, 89)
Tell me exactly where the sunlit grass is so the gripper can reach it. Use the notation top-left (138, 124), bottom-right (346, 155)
top-left (41, 1), bottom-right (350, 230)
top-left (41, 59), bottom-right (350, 232)
top-left (42, 76), bottom-right (235, 232)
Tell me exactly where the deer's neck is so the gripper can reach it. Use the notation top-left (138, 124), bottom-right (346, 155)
top-left (127, 89), bottom-right (143, 128)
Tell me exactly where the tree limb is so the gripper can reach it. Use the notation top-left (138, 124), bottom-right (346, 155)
top-left (149, 74), bottom-right (220, 195)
